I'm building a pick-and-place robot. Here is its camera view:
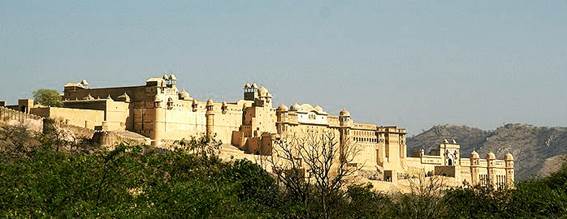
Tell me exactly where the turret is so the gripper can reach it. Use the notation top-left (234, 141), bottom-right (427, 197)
top-left (470, 150), bottom-right (480, 186)
top-left (151, 94), bottom-right (166, 146)
top-left (505, 153), bottom-right (515, 188)
top-left (487, 152), bottom-right (497, 187)
top-left (276, 104), bottom-right (288, 134)
top-left (339, 109), bottom-right (352, 162)
top-left (339, 109), bottom-right (352, 127)
top-left (205, 99), bottom-right (215, 140)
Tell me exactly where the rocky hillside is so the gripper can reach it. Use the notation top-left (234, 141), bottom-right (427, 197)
top-left (407, 124), bottom-right (567, 180)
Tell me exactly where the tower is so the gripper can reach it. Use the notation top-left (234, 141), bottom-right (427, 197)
top-left (205, 99), bottom-right (215, 140)
top-left (339, 109), bottom-right (352, 161)
top-left (487, 152), bottom-right (497, 187)
top-left (243, 83), bottom-right (258, 101)
top-left (152, 95), bottom-right (166, 147)
top-left (440, 139), bottom-right (461, 166)
top-left (505, 153), bottom-right (515, 188)
top-left (276, 104), bottom-right (288, 135)
top-left (470, 151), bottom-right (480, 186)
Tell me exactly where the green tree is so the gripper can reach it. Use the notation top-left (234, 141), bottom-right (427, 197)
top-left (32, 89), bottom-right (62, 107)
top-left (344, 183), bottom-right (393, 218)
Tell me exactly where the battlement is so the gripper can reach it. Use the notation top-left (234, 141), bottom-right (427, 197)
top-left (0, 106), bottom-right (44, 132)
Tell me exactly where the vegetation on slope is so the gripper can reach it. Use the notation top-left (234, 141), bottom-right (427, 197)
top-left (1, 124), bottom-right (566, 218)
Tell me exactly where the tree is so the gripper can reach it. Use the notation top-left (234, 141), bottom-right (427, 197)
top-left (393, 174), bottom-right (447, 218)
top-left (268, 130), bottom-right (362, 219)
top-left (0, 124), bottom-right (40, 158)
top-left (32, 89), bottom-right (62, 107)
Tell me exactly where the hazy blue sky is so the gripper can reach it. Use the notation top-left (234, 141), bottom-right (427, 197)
top-left (1, 1), bottom-right (566, 134)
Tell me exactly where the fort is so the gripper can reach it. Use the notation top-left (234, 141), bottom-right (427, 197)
top-left (1, 75), bottom-right (514, 191)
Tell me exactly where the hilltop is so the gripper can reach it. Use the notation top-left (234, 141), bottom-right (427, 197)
top-left (407, 124), bottom-right (567, 180)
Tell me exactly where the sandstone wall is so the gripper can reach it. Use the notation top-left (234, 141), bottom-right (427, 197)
top-left (31, 107), bottom-right (104, 129)
top-left (104, 101), bottom-right (131, 131)
top-left (212, 104), bottom-right (244, 145)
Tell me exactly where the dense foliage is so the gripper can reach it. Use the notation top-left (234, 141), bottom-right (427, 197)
top-left (32, 89), bottom-right (62, 107)
top-left (0, 125), bottom-right (566, 218)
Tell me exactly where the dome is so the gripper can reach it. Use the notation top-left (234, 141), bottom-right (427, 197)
top-left (169, 74), bottom-right (177, 81)
top-left (290, 103), bottom-right (301, 111)
top-left (470, 151), bottom-right (480, 159)
top-left (505, 153), bottom-right (514, 161)
top-left (487, 152), bottom-right (496, 160)
top-left (206, 99), bottom-right (214, 106)
top-left (162, 74), bottom-right (169, 80)
top-left (339, 109), bottom-right (351, 117)
top-left (258, 86), bottom-right (269, 97)
top-left (297, 104), bottom-right (312, 112)
top-left (251, 83), bottom-right (258, 89)
top-left (277, 104), bottom-right (288, 112)
top-left (244, 83), bottom-right (251, 89)
top-left (178, 90), bottom-right (191, 100)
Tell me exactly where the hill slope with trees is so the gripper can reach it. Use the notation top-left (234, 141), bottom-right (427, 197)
top-left (1, 123), bottom-right (566, 218)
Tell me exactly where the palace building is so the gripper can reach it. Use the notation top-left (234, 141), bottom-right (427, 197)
top-left (1, 75), bottom-right (514, 189)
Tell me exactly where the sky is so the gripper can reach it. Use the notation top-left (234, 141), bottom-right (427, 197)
top-left (1, 0), bottom-right (566, 135)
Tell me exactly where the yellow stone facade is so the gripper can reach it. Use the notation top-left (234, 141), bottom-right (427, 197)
top-left (2, 75), bottom-right (514, 189)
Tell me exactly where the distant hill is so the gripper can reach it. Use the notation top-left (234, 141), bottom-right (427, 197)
top-left (407, 124), bottom-right (567, 180)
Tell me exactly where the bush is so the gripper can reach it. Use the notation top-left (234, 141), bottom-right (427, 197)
top-left (0, 144), bottom-right (284, 217)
